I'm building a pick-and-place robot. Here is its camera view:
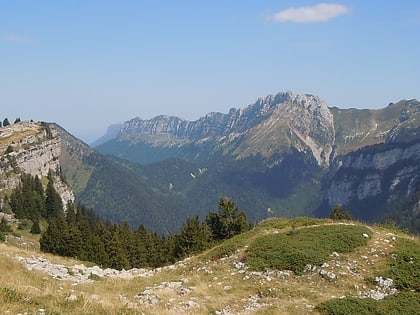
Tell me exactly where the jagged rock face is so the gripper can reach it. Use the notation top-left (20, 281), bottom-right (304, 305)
top-left (0, 121), bottom-right (74, 208)
top-left (231, 92), bottom-right (335, 165)
top-left (118, 91), bottom-right (335, 166)
top-left (327, 139), bottom-right (420, 210)
top-left (94, 93), bottom-right (420, 228)
top-left (326, 99), bottom-right (420, 211)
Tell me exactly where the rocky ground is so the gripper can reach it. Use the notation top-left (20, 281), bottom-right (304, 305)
top-left (4, 223), bottom-right (401, 314)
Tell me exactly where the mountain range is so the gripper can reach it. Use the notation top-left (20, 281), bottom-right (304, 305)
top-left (1, 91), bottom-right (419, 233)
top-left (94, 91), bottom-right (420, 233)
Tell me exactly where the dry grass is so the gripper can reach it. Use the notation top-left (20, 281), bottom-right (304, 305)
top-left (0, 220), bottom-right (417, 314)
top-left (0, 124), bottom-right (41, 149)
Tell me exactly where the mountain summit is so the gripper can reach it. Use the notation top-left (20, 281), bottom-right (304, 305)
top-left (1, 91), bottom-right (419, 233)
top-left (104, 91), bottom-right (335, 166)
top-left (95, 91), bottom-right (420, 233)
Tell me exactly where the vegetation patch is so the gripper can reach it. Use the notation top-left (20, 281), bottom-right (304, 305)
top-left (316, 234), bottom-right (420, 314)
top-left (244, 224), bottom-right (371, 275)
top-left (383, 237), bottom-right (420, 291)
top-left (316, 291), bottom-right (420, 315)
top-left (203, 229), bottom-right (253, 261)
top-left (1, 287), bottom-right (24, 303)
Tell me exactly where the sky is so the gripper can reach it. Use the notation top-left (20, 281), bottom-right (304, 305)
top-left (1, 1), bottom-right (419, 143)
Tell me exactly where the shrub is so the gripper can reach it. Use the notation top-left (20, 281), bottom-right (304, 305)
top-left (316, 291), bottom-right (420, 315)
top-left (5, 145), bottom-right (13, 154)
top-left (244, 224), bottom-right (371, 275)
top-left (383, 237), bottom-right (420, 291)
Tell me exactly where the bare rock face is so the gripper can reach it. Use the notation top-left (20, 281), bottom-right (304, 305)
top-left (327, 140), bottom-right (420, 208)
top-left (118, 91), bottom-right (335, 166)
top-left (0, 121), bottom-right (74, 208)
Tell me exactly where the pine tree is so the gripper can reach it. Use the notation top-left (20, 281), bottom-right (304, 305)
top-left (45, 171), bottom-right (64, 219)
top-left (0, 217), bottom-right (12, 233)
top-left (106, 226), bottom-right (130, 270)
top-left (206, 197), bottom-right (250, 241)
top-left (175, 215), bottom-right (211, 258)
top-left (30, 218), bottom-right (41, 234)
top-left (132, 224), bottom-right (150, 267)
top-left (330, 204), bottom-right (352, 220)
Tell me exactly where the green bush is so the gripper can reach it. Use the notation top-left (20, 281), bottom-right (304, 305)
top-left (383, 237), bottom-right (420, 291)
top-left (288, 216), bottom-right (326, 227)
top-left (244, 224), bottom-right (371, 274)
top-left (316, 291), bottom-right (420, 315)
top-left (18, 219), bottom-right (32, 230)
top-left (204, 229), bottom-right (253, 261)
top-left (88, 273), bottom-right (101, 281)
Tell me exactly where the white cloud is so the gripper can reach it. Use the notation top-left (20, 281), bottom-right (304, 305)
top-left (269, 3), bottom-right (350, 23)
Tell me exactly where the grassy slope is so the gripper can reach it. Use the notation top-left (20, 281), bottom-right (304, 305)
top-left (0, 217), bottom-right (418, 315)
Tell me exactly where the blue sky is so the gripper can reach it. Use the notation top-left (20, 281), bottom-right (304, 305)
top-left (1, 1), bottom-right (419, 143)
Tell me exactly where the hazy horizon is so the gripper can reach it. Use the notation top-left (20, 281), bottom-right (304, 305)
top-left (2, 1), bottom-right (419, 143)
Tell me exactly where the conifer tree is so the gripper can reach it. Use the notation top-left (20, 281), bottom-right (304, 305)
top-left (206, 197), bottom-right (250, 241)
top-left (45, 170), bottom-right (64, 219)
top-left (30, 217), bottom-right (41, 234)
top-left (131, 224), bottom-right (150, 267)
top-left (106, 226), bottom-right (130, 270)
top-left (175, 215), bottom-right (211, 258)
top-left (330, 204), bottom-right (352, 220)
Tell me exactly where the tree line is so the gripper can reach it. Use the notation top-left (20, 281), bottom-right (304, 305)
top-left (0, 117), bottom-right (21, 128)
top-left (1, 172), bottom-right (250, 269)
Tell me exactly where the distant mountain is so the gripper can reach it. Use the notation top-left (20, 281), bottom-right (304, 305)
top-left (1, 91), bottom-right (419, 234)
top-left (95, 92), bottom-right (420, 233)
top-left (90, 123), bottom-right (122, 147)
top-left (98, 91), bottom-right (335, 166)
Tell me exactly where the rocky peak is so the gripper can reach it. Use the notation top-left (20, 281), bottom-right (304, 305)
top-left (116, 91), bottom-right (335, 165)
top-left (230, 91), bottom-right (335, 165)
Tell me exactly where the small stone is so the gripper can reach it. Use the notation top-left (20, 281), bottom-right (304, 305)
top-left (65, 293), bottom-right (77, 302)
top-left (320, 269), bottom-right (336, 281)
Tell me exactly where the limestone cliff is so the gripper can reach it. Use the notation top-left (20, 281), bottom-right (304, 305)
top-left (325, 99), bottom-right (420, 216)
top-left (0, 121), bottom-right (74, 208)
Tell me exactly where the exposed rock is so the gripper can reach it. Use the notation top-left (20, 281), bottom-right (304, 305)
top-left (16, 255), bottom-right (157, 282)
top-left (326, 138), bottom-right (420, 210)
top-left (118, 91), bottom-right (335, 166)
top-left (365, 277), bottom-right (397, 300)
top-left (0, 121), bottom-right (74, 209)
top-left (135, 292), bottom-right (160, 306)
top-left (64, 293), bottom-right (78, 302)
top-left (319, 269), bottom-right (336, 281)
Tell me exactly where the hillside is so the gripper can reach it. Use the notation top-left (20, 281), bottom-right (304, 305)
top-left (93, 92), bottom-right (420, 233)
top-left (1, 92), bottom-right (419, 234)
top-left (1, 217), bottom-right (419, 314)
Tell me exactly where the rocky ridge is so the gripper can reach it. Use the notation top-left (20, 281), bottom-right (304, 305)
top-left (118, 91), bottom-right (336, 166)
top-left (0, 121), bottom-right (74, 208)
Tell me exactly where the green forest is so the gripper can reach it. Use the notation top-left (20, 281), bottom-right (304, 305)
top-left (1, 172), bottom-right (250, 269)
